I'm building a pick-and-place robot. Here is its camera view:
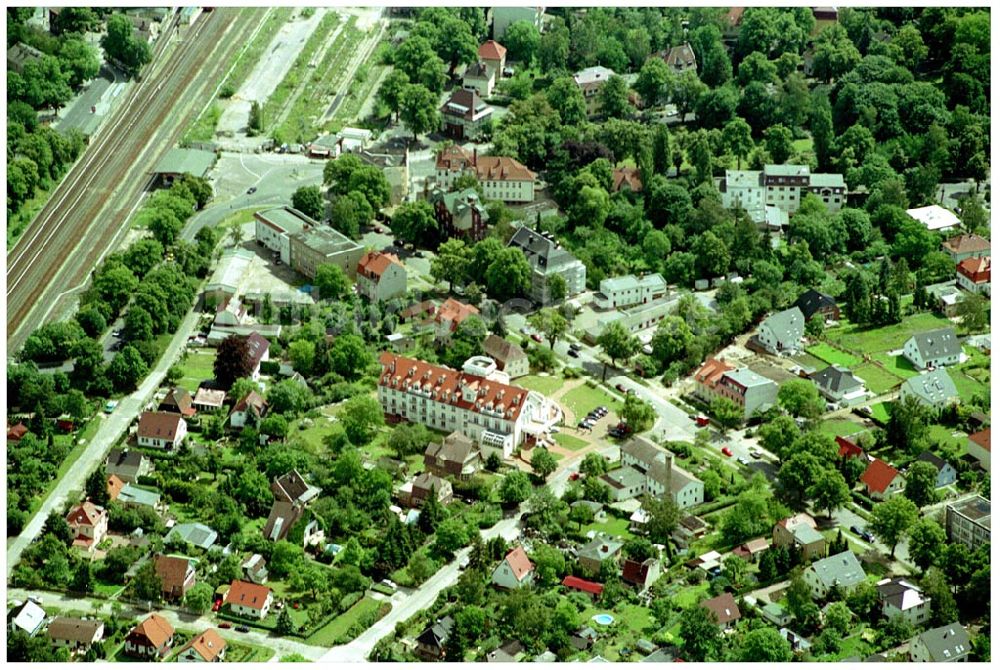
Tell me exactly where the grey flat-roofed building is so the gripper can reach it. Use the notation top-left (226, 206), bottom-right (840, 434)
top-left (154, 147), bottom-right (216, 180)
top-left (289, 226), bottom-right (364, 280)
top-left (945, 495), bottom-right (990, 550)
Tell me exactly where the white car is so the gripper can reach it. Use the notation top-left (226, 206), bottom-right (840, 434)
top-left (749, 449), bottom-right (762, 459)
top-left (381, 579), bottom-right (397, 590)
top-left (737, 456), bottom-right (750, 466)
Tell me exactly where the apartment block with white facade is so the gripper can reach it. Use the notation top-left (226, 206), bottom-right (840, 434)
top-left (720, 165), bottom-right (845, 222)
top-left (508, 227), bottom-right (586, 303)
top-left (595, 274), bottom-right (667, 310)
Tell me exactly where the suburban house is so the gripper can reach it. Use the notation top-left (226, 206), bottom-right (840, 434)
top-left (942, 233), bottom-right (991, 263)
top-left (508, 227), bottom-right (587, 303)
top-left (434, 144), bottom-right (477, 189)
top-left (860, 458), bottom-right (906, 501)
top-left (794, 289), bottom-right (841, 322)
top-left (192, 388), bottom-right (226, 414)
top-left (760, 602), bottom-right (793, 627)
top-left (915, 451), bottom-right (958, 488)
top-left (692, 357), bottom-right (735, 403)
top-left (966, 428), bottom-right (990, 472)
top-left (6, 41), bottom-right (43, 74)
top-left (137, 411), bottom-right (187, 449)
top-left (116, 482), bottom-right (164, 513)
top-left (424, 431), bottom-right (482, 480)
top-left (47, 617), bottom-right (104, 654)
top-left (712, 367), bottom-right (780, 420)
top-left (773, 513), bottom-right (827, 560)
top-left (65, 502), bottom-right (108, 552)
top-left (462, 60), bottom-right (496, 97)
top-left (482, 333), bottom-right (529, 378)
top-left (406, 472), bottom-right (454, 507)
top-left (906, 204), bottom-right (961, 233)
top-left (416, 616), bottom-right (454, 661)
top-left (660, 42), bottom-right (697, 73)
top-left (165, 522), bottom-right (218, 551)
top-left (478, 39), bottom-right (507, 76)
top-left (836, 435), bottom-right (866, 460)
top-left (491, 6), bottom-right (544, 41)
top-left (124, 614), bottom-right (175, 660)
top-left (600, 436), bottom-right (704, 509)
top-left (956, 256), bottom-right (990, 295)
top-left (573, 66), bottom-right (617, 117)
top-left (177, 629), bottom-right (227, 662)
top-left (945, 495), bottom-right (990, 550)
top-left (732, 537), bottom-right (770, 561)
top-left (700, 593), bottom-right (742, 630)
top-left (562, 575), bottom-right (604, 598)
top-left (909, 623), bottom-right (970, 663)
top-left (903, 328), bottom-right (962, 370)
top-left (430, 187), bottom-right (490, 241)
top-left (263, 470), bottom-right (321, 543)
top-left (754, 307), bottom-right (805, 355)
top-left (245, 332), bottom-right (271, 380)
top-left (899, 370), bottom-right (959, 410)
top-left (810, 365), bottom-right (868, 406)
top-left (621, 557), bottom-right (661, 591)
top-left (594, 274), bottom-right (667, 310)
top-left (611, 166), bottom-right (643, 193)
top-left (434, 297), bottom-right (480, 340)
top-left (876, 578), bottom-right (930, 626)
top-left (154, 554), bottom-right (196, 601)
top-left (160, 387), bottom-right (196, 417)
top-left (925, 281), bottom-right (965, 317)
top-left (441, 88), bottom-right (493, 140)
top-left (224, 580), bottom-right (274, 620)
top-left (7, 598), bottom-right (46, 637)
top-left (487, 640), bottom-right (526, 663)
top-left (105, 448), bottom-right (152, 483)
top-left (230, 391), bottom-right (268, 429)
top-left (377, 353), bottom-right (559, 459)
top-left (492, 546), bottom-right (535, 589)
top-left (243, 554), bottom-right (268, 584)
top-left (577, 534), bottom-right (625, 574)
top-left (474, 155), bottom-right (537, 203)
top-left (803, 550), bottom-right (867, 598)
top-left (356, 251), bottom-right (407, 302)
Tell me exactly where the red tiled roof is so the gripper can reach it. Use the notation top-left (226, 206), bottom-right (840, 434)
top-left (436, 298), bottom-right (480, 329)
top-left (969, 428), bottom-right (990, 452)
top-left (562, 575), bottom-right (604, 595)
top-left (474, 155), bottom-right (536, 182)
top-left (155, 555), bottom-right (193, 596)
top-left (612, 167), bottom-right (642, 193)
top-left (66, 501), bottom-right (105, 528)
top-left (181, 629), bottom-right (226, 662)
top-left (943, 233), bottom-right (990, 255)
top-left (776, 513), bottom-right (816, 531)
top-left (503, 546), bottom-right (534, 582)
top-left (621, 558), bottom-right (652, 586)
top-left (861, 458), bottom-right (900, 494)
top-left (701, 592), bottom-right (742, 625)
top-left (129, 614), bottom-right (174, 650)
top-left (107, 474), bottom-right (126, 500)
top-left (836, 436), bottom-right (865, 459)
top-left (225, 580), bottom-right (272, 611)
top-left (378, 352), bottom-right (530, 422)
top-left (957, 256), bottom-right (990, 283)
top-left (478, 40), bottom-right (507, 61)
top-left (694, 357), bottom-right (734, 388)
top-left (233, 391), bottom-right (267, 415)
top-left (358, 250), bottom-right (403, 278)
top-left (436, 144), bottom-right (475, 171)
top-left (7, 423), bottom-right (28, 441)
top-left (137, 411), bottom-right (185, 441)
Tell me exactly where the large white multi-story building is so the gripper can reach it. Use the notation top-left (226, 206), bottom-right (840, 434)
top-left (720, 164), bottom-right (845, 225)
top-left (377, 353), bottom-right (560, 459)
top-left (594, 274), bottom-right (667, 310)
top-left (433, 146), bottom-right (536, 203)
top-left (508, 227), bottom-right (586, 304)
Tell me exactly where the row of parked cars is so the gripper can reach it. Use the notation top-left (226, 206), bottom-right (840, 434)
top-left (577, 406), bottom-right (609, 430)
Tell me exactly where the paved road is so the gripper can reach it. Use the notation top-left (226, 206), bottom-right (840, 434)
top-left (6, 312), bottom-right (201, 578)
top-left (6, 588), bottom-right (325, 661)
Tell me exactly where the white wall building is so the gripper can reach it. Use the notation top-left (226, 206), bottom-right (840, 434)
top-left (595, 274), bottom-right (667, 310)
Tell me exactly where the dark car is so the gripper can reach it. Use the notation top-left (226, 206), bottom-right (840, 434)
top-left (218, 622), bottom-right (232, 629)
top-left (531, 333), bottom-right (543, 343)
top-left (569, 342), bottom-right (581, 351)
top-left (235, 625), bottom-right (250, 633)
top-left (615, 383), bottom-right (627, 393)
top-left (393, 239), bottom-right (404, 248)
top-left (246, 186), bottom-right (257, 194)
top-left (568, 349), bottom-right (579, 358)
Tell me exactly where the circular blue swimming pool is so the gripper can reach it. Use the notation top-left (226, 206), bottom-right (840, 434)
top-left (592, 613), bottom-right (615, 626)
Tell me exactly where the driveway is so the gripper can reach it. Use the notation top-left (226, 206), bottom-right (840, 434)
top-left (607, 375), bottom-right (697, 444)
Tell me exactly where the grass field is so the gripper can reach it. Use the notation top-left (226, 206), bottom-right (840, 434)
top-left (324, 39), bottom-right (390, 131)
top-left (225, 641), bottom-right (277, 663)
top-left (868, 402), bottom-right (892, 424)
top-left (948, 368), bottom-right (989, 403)
top-left (928, 424), bottom-right (966, 451)
top-left (305, 596), bottom-right (386, 646)
top-left (791, 351), bottom-right (829, 372)
top-left (183, 102), bottom-right (222, 144)
top-left (807, 343), bottom-right (862, 367)
top-left (553, 433), bottom-right (589, 451)
top-left (580, 516), bottom-right (633, 539)
top-left (177, 350), bottom-right (217, 392)
top-left (817, 419), bottom-right (869, 439)
top-left (517, 374), bottom-right (566, 396)
top-left (853, 362), bottom-right (905, 394)
top-left (870, 353), bottom-right (921, 379)
top-left (673, 582), bottom-right (711, 608)
top-left (561, 384), bottom-right (619, 419)
top-left (826, 312), bottom-right (953, 354)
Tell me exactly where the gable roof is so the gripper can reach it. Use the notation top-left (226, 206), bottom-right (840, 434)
top-left (861, 459), bottom-right (901, 494)
top-left (563, 575), bottom-right (604, 595)
top-left (47, 617), bottom-right (103, 643)
top-left (193, 387), bottom-right (226, 408)
top-left (700, 592), bottom-right (742, 625)
top-left (908, 327), bottom-right (962, 360)
top-left (901, 369), bottom-right (959, 405)
top-left (166, 522), bottom-right (218, 549)
top-left (225, 580), bottom-right (272, 611)
top-left (957, 256), bottom-right (990, 282)
top-left (413, 471), bottom-right (449, 494)
top-left (761, 306), bottom-right (805, 344)
top-left (129, 613), bottom-right (175, 649)
top-left (425, 431), bottom-right (478, 466)
top-left (66, 501), bottom-right (105, 527)
top-left (906, 205), bottom-right (961, 231)
top-left (161, 387), bottom-right (195, 416)
top-left (441, 88), bottom-right (491, 121)
top-left (612, 167), bottom-right (643, 192)
top-left (436, 297), bottom-right (480, 327)
top-left (876, 577), bottom-right (925, 612)
top-left (418, 616), bottom-right (454, 649)
top-left (106, 448), bottom-right (147, 472)
top-left (621, 436), bottom-right (668, 468)
top-left (8, 599), bottom-right (46, 635)
top-left (107, 474), bottom-right (126, 500)
top-left (573, 65), bottom-right (616, 88)
top-left (622, 557), bottom-right (656, 586)
top-left (836, 436), bottom-right (865, 459)
top-left (502, 546), bottom-right (534, 581)
top-left (579, 534), bottom-right (625, 561)
top-left (436, 144), bottom-right (475, 171)
top-left (358, 250), bottom-right (403, 279)
top-left (794, 289), bottom-right (838, 320)
top-left (811, 365), bottom-right (864, 394)
top-left (968, 428), bottom-right (990, 452)
top-left (474, 155), bottom-right (536, 182)
top-left (181, 629), bottom-right (226, 662)
top-left (245, 332), bottom-right (270, 366)
top-left (478, 40), bottom-right (507, 60)
top-left (482, 333), bottom-right (526, 365)
top-left (942, 233), bottom-right (990, 256)
top-left (464, 60), bottom-right (492, 79)
top-left (137, 411), bottom-right (185, 441)
top-left (233, 391), bottom-right (267, 415)
top-left (694, 357), bottom-right (734, 387)
top-left (272, 469), bottom-right (319, 505)
top-left (916, 451), bottom-right (950, 472)
top-left (662, 43), bottom-right (696, 69)
top-left (155, 554), bottom-right (193, 594)
top-left (917, 623), bottom-right (970, 662)
top-left (808, 550), bottom-right (866, 589)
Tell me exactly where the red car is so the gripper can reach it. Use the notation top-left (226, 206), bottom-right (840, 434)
top-left (695, 416), bottom-right (710, 427)
top-left (212, 599), bottom-right (222, 612)
top-left (569, 472), bottom-right (580, 481)
top-left (218, 622), bottom-right (232, 629)
top-left (721, 447), bottom-right (734, 457)
top-left (531, 333), bottom-right (543, 343)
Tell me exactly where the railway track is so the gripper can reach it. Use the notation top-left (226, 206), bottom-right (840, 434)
top-left (6, 9), bottom-right (263, 349)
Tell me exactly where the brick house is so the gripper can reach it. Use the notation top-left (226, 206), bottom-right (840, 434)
top-left (224, 580), bottom-right (273, 620)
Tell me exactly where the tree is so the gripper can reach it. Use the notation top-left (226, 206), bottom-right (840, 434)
top-left (812, 25), bottom-right (861, 83)
top-left (498, 470), bottom-right (532, 505)
top-left (580, 453), bottom-right (609, 479)
top-left (636, 57), bottom-right (670, 107)
top-left (315, 264), bottom-right (351, 301)
top-left (691, 231), bottom-right (730, 278)
top-left (433, 14), bottom-right (478, 76)
top-left (546, 274), bottom-right (567, 305)
top-left (735, 627), bottom-right (793, 662)
top-left (213, 335), bottom-right (254, 389)
top-left (377, 69), bottom-right (409, 121)
top-left (484, 248), bottom-right (531, 301)
top-left (808, 468), bottom-right (850, 517)
top-left (885, 394), bottom-right (930, 456)
top-left (504, 20), bottom-right (540, 64)
top-left (101, 13), bottom-right (152, 77)
top-left (907, 518), bottom-right (946, 572)
top-left (183, 582), bottom-right (214, 613)
top-left (340, 396), bottom-right (384, 446)
top-left (956, 292), bottom-right (988, 333)
top-left (904, 460), bottom-right (939, 508)
top-left (621, 394), bottom-right (656, 434)
top-left (291, 185), bottom-right (324, 221)
top-left (596, 322), bottom-right (638, 377)
top-left (710, 397), bottom-right (743, 431)
top-left (429, 239), bottom-right (469, 291)
top-left (399, 84), bottom-right (440, 141)
top-left (546, 76), bottom-right (587, 126)
top-left (530, 448), bottom-right (557, 480)
top-left (569, 504), bottom-right (594, 530)
top-left (433, 517), bottom-right (470, 557)
top-left (764, 124), bottom-right (794, 164)
top-left (131, 560), bottom-right (163, 603)
top-left (777, 379), bottom-right (824, 419)
top-left (645, 496), bottom-right (681, 547)
top-left (679, 605), bottom-right (722, 661)
top-left (58, 38), bottom-right (100, 89)
top-left (392, 200), bottom-right (437, 246)
top-left (823, 600), bottom-right (853, 635)
top-left (870, 497), bottom-right (919, 558)
top-left (599, 75), bottom-right (631, 119)
top-left (107, 345), bottom-right (148, 391)
top-left (722, 117), bottom-right (754, 169)
top-left (810, 95), bottom-right (835, 170)
top-left (145, 207), bottom-right (183, 247)
top-left (528, 308), bottom-right (568, 350)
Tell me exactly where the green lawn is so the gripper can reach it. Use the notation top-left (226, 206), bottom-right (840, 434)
top-left (853, 362), bottom-right (905, 394)
top-left (225, 641), bottom-right (277, 663)
top-left (517, 374), bottom-right (567, 396)
top-left (870, 353), bottom-right (921, 380)
top-left (553, 432), bottom-right (589, 451)
top-left (580, 516), bottom-right (633, 539)
top-left (673, 582), bottom-right (710, 608)
top-left (791, 351), bottom-right (829, 372)
top-left (177, 350), bottom-right (217, 392)
top-left (561, 384), bottom-right (620, 419)
top-left (817, 419), bottom-right (869, 439)
top-left (807, 343), bottom-right (862, 367)
top-left (304, 596), bottom-right (386, 646)
top-left (928, 424), bottom-right (966, 451)
top-left (948, 368), bottom-right (988, 403)
top-left (868, 402), bottom-right (892, 424)
top-left (826, 312), bottom-right (953, 354)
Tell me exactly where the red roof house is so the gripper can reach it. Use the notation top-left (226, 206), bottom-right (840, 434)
top-left (562, 575), bottom-right (604, 597)
top-left (860, 458), bottom-right (905, 500)
top-left (7, 423), bottom-right (28, 441)
top-left (492, 546), bottom-right (535, 589)
top-left (957, 256), bottom-right (991, 295)
top-left (836, 436), bottom-right (865, 460)
top-left (224, 580), bottom-right (274, 619)
top-left (700, 592), bottom-right (742, 629)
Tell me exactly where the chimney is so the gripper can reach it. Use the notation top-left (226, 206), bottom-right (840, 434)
top-left (601, 544), bottom-right (609, 552)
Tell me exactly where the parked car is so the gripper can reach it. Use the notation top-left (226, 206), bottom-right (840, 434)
top-left (615, 383), bottom-right (627, 393)
top-left (850, 526), bottom-right (876, 542)
top-left (569, 472), bottom-right (580, 481)
top-left (721, 446), bottom-right (734, 457)
top-left (111, 329), bottom-right (122, 337)
top-left (235, 625), bottom-right (250, 633)
top-left (737, 456), bottom-right (750, 465)
top-left (246, 186), bottom-right (257, 194)
top-left (749, 449), bottom-right (762, 459)
top-left (104, 400), bottom-right (118, 413)
top-left (393, 239), bottom-right (404, 248)
top-left (568, 349), bottom-right (580, 358)
top-left (218, 622), bottom-right (231, 629)
top-left (531, 333), bottom-right (543, 343)
top-left (569, 342), bottom-right (581, 351)
top-left (381, 579), bottom-right (397, 590)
